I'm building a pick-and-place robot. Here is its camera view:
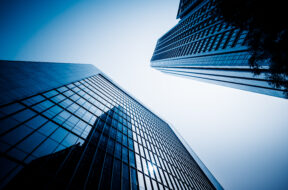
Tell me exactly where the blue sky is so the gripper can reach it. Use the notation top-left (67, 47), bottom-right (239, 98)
top-left (1, 0), bottom-right (288, 189)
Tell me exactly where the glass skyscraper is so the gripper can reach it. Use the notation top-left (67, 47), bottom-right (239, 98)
top-left (0, 60), bottom-right (222, 190)
top-left (151, 0), bottom-right (286, 98)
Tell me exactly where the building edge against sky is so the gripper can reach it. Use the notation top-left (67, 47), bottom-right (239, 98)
top-left (150, 0), bottom-right (286, 99)
top-left (168, 122), bottom-right (224, 190)
top-left (0, 60), bottom-right (222, 190)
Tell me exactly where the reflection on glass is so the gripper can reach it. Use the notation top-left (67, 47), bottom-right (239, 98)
top-left (0, 74), bottom-right (216, 190)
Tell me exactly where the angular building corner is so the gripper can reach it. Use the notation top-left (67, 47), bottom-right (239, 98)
top-left (151, 0), bottom-right (286, 99)
top-left (0, 60), bottom-right (222, 189)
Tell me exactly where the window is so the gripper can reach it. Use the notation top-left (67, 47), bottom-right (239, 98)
top-left (99, 154), bottom-right (113, 190)
top-left (131, 168), bottom-right (138, 190)
top-left (38, 122), bottom-right (58, 136)
top-left (145, 176), bottom-right (152, 190)
top-left (138, 172), bottom-right (145, 190)
top-left (115, 143), bottom-right (122, 159)
top-left (0, 103), bottom-right (25, 117)
top-left (32, 138), bottom-right (58, 157)
top-left (0, 125), bottom-right (33, 145)
top-left (17, 132), bottom-right (46, 153)
top-left (42, 106), bottom-right (62, 118)
top-left (50, 127), bottom-right (68, 143)
top-left (32, 100), bottom-right (54, 113)
top-left (122, 163), bottom-right (130, 190)
top-left (122, 147), bottom-right (128, 163)
top-left (12, 109), bottom-right (36, 123)
top-left (111, 159), bottom-right (121, 190)
top-left (61, 133), bottom-right (78, 147)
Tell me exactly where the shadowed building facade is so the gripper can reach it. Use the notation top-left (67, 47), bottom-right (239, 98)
top-left (0, 60), bottom-right (222, 190)
top-left (151, 0), bottom-right (286, 98)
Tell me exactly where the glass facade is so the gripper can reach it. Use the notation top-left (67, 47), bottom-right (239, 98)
top-left (0, 61), bottom-right (218, 189)
top-left (151, 0), bottom-right (286, 98)
top-left (176, 0), bottom-right (202, 19)
top-left (151, 0), bottom-right (249, 63)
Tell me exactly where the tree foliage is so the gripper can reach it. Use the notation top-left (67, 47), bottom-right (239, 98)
top-left (214, 0), bottom-right (288, 97)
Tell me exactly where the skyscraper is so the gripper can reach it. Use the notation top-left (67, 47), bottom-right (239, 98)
top-left (151, 0), bottom-right (286, 98)
top-left (0, 60), bottom-right (222, 190)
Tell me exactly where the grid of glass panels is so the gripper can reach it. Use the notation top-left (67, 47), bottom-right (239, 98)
top-left (177, 0), bottom-right (197, 19)
top-left (0, 74), bottom-right (215, 190)
top-left (151, 0), bottom-right (249, 61)
top-left (151, 51), bottom-right (251, 68)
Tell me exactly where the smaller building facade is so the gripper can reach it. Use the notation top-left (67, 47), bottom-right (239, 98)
top-left (151, 0), bottom-right (286, 98)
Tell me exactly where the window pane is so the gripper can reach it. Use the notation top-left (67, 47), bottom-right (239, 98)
top-left (0, 117), bottom-right (20, 135)
top-left (42, 105), bottom-right (62, 118)
top-left (17, 132), bottom-right (46, 153)
top-left (111, 159), bottom-right (121, 190)
top-left (123, 136), bottom-right (128, 147)
top-left (32, 100), bottom-right (54, 112)
top-left (142, 158), bottom-right (148, 175)
top-left (115, 143), bottom-right (122, 159)
top-left (122, 147), bottom-right (128, 163)
top-left (50, 127), bottom-right (68, 143)
top-left (12, 109), bottom-right (36, 123)
top-left (0, 103), bottom-right (25, 117)
top-left (61, 133), bottom-right (78, 147)
top-left (136, 154), bottom-right (142, 171)
top-left (152, 180), bottom-right (158, 190)
top-left (99, 154), bottom-right (113, 190)
top-left (129, 150), bottom-right (135, 167)
top-left (145, 176), bottom-right (152, 190)
top-left (131, 168), bottom-right (138, 190)
top-left (128, 138), bottom-right (134, 150)
top-left (25, 115), bottom-right (47, 129)
top-left (22, 95), bottom-right (44, 106)
top-left (107, 138), bottom-right (115, 154)
top-left (0, 125), bottom-right (32, 145)
top-left (122, 163), bottom-right (129, 190)
top-left (38, 122), bottom-right (58, 136)
top-left (32, 138), bottom-right (58, 158)
top-left (138, 172), bottom-right (145, 190)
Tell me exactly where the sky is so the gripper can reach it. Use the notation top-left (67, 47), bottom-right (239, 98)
top-left (1, 0), bottom-right (288, 189)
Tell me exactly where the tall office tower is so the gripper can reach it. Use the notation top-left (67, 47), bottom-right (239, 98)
top-left (151, 0), bottom-right (286, 98)
top-left (0, 60), bottom-right (222, 190)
